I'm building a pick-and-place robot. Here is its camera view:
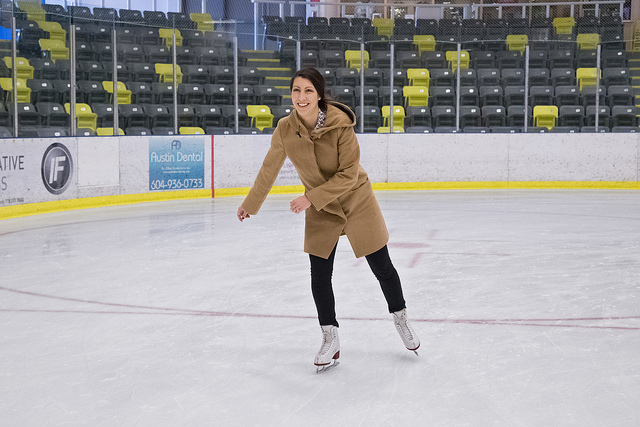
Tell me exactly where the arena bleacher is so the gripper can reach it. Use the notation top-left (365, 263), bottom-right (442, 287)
top-left (0, 1), bottom-right (639, 136)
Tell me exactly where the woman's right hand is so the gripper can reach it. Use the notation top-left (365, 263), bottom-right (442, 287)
top-left (237, 206), bottom-right (250, 222)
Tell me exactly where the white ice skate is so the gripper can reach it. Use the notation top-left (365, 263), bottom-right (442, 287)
top-left (314, 325), bottom-right (340, 373)
top-left (393, 309), bottom-right (420, 355)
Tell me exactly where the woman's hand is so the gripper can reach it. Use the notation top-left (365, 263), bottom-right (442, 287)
top-left (290, 195), bottom-right (311, 214)
top-left (237, 206), bottom-right (250, 222)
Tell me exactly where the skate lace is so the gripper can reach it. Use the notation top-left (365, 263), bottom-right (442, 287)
top-left (395, 312), bottom-right (414, 341)
top-left (319, 330), bottom-right (335, 355)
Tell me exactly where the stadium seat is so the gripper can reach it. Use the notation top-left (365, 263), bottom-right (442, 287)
top-left (381, 105), bottom-right (405, 129)
top-left (479, 86), bottom-right (503, 107)
top-left (555, 85), bottom-right (580, 107)
top-left (155, 63), bottom-right (183, 84)
top-left (38, 39), bottom-right (69, 62)
top-left (345, 50), bottom-right (369, 71)
top-left (190, 12), bottom-right (214, 32)
top-left (3, 57), bottom-right (34, 80)
top-left (611, 105), bottom-right (638, 127)
top-left (406, 106), bottom-right (431, 127)
top-left (103, 81), bottom-right (132, 104)
top-left (354, 86), bottom-right (379, 106)
top-left (0, 78), bottom-right (31, 103)
top-left (118, 104), bottom-right (147, 128)
top-left (577, 68), bottom-right (600, 90)
top-left (431, 105), bottom-right (456, 127)
top-left (413, 35), bottom-right (436, 53)
top-left (180, 126), bottom-right (205, 134)
top-left (403, 86), bottom-right (429, 107)
top-left (533, 105), bottom-right (558, 130)
top-left (407, 68), bottom-right (430, 87)
top-left (194, 105), bottom-right (224, 128)
top-left (37, 102), bottom-right (69, 126)
top-left (445, 50), bottom-right (470, 71)
top-left (558, 105), bottom-right (585, 127)
top-left (459, 106), bottom-right (482, 128)
top-left (506, 34), bottom-right (528, 54)
top-left (65, 103), bottom-right (98, 131)
top-left (576, 33), bottom-right (600, 50)
top-left (177, 83), bottom-right (206, 104)
top-left (158, 28), bottom-right (183, 47)
top-left (97, 127), bottom-right (125, 136)
top-left (246, 105), bottom-right (274, 131)
top-left (482, 105), bottom-right (507, 127)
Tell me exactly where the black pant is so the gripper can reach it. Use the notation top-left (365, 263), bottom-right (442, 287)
top-left (309, 244), bottom-right (406, 327)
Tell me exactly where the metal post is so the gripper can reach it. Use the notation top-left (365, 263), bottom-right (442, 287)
top-left (173, 30), bottom-right (178, 135)
top-left (234, 36), bottom-right (239, 134)
top-left (455, 43), bottom-right (461, 132)
top-left (296, 39), bottom-right (301, 72)
top-left (359, 42), bottom-right (365, 134)
top-left (112, 28), bottom-right (119, 135)
top-left (389, 42), bottom-right (394, 132)
top-left (70, 24), bottom-right (77, 136)
top-left (595, 44), bottom-right (601, 132)
top-left (254, 0), bottom-right (259, 50)
top-left (524, 45), bottom-right (529, 133)
top-left (11, 17), bottom-right (18, 137)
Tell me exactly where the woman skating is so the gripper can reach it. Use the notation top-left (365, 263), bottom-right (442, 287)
top-left (237, 68), bottom-right (419, 371)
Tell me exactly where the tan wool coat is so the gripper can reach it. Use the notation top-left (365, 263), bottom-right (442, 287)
top-left (241, 101), bottom-right (389, 259)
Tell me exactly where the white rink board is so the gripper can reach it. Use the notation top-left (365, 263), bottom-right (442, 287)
top-left (1, 133), bottom-right (639, 212)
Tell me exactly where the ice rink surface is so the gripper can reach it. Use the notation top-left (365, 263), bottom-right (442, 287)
top-left (1, 190), bottom-right (639, 426)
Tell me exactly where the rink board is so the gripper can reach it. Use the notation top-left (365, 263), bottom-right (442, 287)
top-left (1, 132), bottom-right (639, 218)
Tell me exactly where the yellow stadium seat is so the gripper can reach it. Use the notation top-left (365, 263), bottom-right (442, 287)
top-left (103, 81), bottom-right (132, 104)
top-left (345, 50), bottom-right (369, 71)
top-left (576, 68), bottom-right (601, 90)
top-left (382, 105), bottom-right (405, 128)
top-left (190, 13), bottom-right (214, 32)
top-left (403, 86), bottom-right (429, 107)
top-left (97, 127), bottom-right (125, 136)
top-left (576, 33), bottom-right (600, 50)
top-left (407, 68), bottom-right (430, 87)
top-left (180, 126), bottom-right (206, 135)
top-left (38, 21), bottom-right (67, 43)
top-left (413, 35), bottom-right (436, 54)
top-left (372, 18), bottom-right (394, 38)
top-left (533, 105), bottom-right (558, 130)
top-left (0, 77), bottom-right (31, 103)
top-left (506, 34), bottom-right (528, 54)
top-left (159, 28), bottom-right (183, 47)
top-left (17, 1), bottom-right (45, 21)
top-left (553, 17), bottom-right (575, 36)
top-left (155, 63), bottom-right (183, 84)
top-left (3, 57), bottom-right (34, 79)
top-left (246, 105), bottom-right (274, 131)
top-left (377, 126), bottom-right (404, 133)
top-left (446, 50), bottom-right (470, 72)
top-left (65, 103), bottom-right (98, 131)
top-left (38, 39), bottom-right (69, 62)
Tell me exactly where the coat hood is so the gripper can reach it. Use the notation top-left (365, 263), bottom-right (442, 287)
top-left (285, 101), bottom-right (356, 138)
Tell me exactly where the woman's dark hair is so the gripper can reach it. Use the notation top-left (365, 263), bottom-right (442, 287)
top-left (290, 67), bottom-right (329, 110)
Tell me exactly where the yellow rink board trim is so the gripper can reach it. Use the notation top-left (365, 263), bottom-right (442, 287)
top-left (1, 182), bottom-right (638, 220)
top-left (0, 190), bottom-right (211, 220)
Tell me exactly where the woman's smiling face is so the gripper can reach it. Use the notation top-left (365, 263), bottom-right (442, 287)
top-left (291, 77), bottom-right (321, 122)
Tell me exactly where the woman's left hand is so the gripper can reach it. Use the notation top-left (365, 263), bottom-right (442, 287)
top-left (290, 195), bottom-right (311, 214)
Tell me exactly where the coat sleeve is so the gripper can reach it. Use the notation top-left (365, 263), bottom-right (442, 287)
top-left (241, 128), bottom-right (287, 215)
top-left (305, 126), bottom-right (360, 211)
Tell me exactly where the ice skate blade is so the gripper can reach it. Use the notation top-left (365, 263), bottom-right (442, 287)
top-left (408, 343), bottom-right (420, 356)
top-left (316, 360), bottom-right (339, 374)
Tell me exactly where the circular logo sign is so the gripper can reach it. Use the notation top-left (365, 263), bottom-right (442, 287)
top-left (41, 143), bottom-right (73, 195)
